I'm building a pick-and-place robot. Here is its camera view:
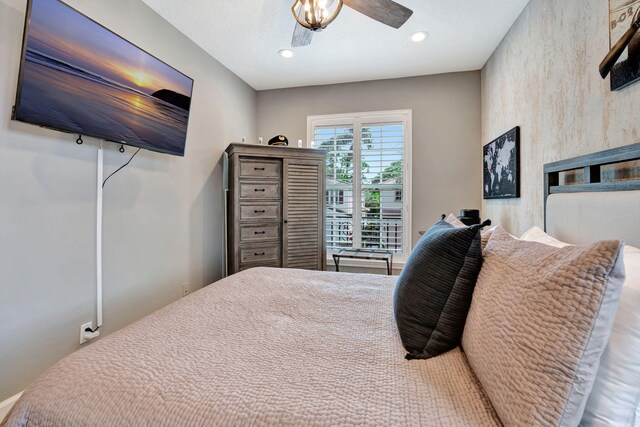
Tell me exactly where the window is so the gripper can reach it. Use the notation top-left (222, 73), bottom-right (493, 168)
top-left (327, 189), bottom-right (344, 205)
top-left (308, 110), bottom-right (412, 255)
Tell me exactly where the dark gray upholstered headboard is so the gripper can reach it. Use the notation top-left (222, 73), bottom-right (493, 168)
top-left (544, 143), bottom-right (640, 247)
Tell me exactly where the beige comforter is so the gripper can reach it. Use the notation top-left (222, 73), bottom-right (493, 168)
top-left (3, 268), bottom-right (500, 426)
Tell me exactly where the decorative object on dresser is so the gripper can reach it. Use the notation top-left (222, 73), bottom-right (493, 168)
top-left (483, 127), bottom-right (520, 199)
top-left (225, 143), bottom-right (326, 274)
top-left (268, 135), bottom-right (289, 146)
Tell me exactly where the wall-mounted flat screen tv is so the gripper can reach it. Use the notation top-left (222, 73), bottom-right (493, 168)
top-left (13, 0), bottom-right (194, 157)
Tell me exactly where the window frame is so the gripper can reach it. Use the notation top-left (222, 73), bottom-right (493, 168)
top-left (327, 189), bottom-right (345, 204)
top-left (307, 109), bottom-right (413, 256)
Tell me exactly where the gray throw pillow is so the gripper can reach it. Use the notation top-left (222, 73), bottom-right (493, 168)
top-left (393, 219), bottom-right (487, 360)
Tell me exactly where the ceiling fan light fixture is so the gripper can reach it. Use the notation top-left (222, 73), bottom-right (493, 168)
top-left (411, 31), bottom-right (427, 42)
top-left (292, 0), bottom-right (343, 32)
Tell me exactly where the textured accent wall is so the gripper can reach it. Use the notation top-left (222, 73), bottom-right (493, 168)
top-left (482, 0), bottom-right (640, 235)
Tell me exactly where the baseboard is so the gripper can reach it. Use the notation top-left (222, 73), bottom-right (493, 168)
top-left (0, 392), bottom-right (22, 421)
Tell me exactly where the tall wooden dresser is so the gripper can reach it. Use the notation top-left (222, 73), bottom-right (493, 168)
top-left (225, 143), bottom-right (326, 274)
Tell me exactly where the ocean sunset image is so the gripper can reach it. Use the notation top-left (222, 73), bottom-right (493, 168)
top-left (15, 0), bottom-right (193, 156)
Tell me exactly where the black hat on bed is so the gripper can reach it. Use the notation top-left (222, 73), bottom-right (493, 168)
top-left (268, 135), bottom-right (288, 146)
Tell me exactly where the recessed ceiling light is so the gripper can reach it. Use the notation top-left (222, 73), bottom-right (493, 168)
top-left (411, 31), bottom-right (427, 42)
top-left (279, 49), bottom-right (294, 58)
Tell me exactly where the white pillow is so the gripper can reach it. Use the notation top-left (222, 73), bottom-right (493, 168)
top-left (521, 226), bottom-right (640, 254)
top-left (582, 250), bottom-right (640, 426)
top-left (444, 213), bottom-right (466, 228)
top-left (520, 226), bottom-right (571, 247)
top-left (520, 227), bottom-right (640, 426)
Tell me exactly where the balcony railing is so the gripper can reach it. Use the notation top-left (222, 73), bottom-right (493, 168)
top-left (327, 215), bottom-right (402, 252)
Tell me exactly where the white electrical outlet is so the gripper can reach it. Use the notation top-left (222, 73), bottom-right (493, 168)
top-left (182, 283), bottom-right (189, 297)
top-left (80, 321), bottom-right (99, 344)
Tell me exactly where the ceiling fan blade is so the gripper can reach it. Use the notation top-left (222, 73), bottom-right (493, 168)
top-left (292, 23), bottom-right (314, 47)
top-left (343, 0), bottom-right (413, 29)
top-left (291, 3), bottom-right (314, 47)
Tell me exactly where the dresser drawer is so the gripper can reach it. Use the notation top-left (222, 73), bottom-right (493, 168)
top-left (240, 203), bottom-right (281, 221)
top-left (239, 260), bottom-right (282, 272)
top-left (240, 224), bottom-right (280, 242)
top-left (239, 181), bottom-right (281, 200)
top-left (240, 244), bottom-right (281, 264)
top-left (239, 159), bottom-right (281, 179)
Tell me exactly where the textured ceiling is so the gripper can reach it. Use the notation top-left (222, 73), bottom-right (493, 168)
top-left (141, 0), bottom-right (529, 90)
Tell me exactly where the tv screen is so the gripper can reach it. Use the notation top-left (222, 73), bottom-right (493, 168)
top-left (13, 0), bottom-right (194, 157)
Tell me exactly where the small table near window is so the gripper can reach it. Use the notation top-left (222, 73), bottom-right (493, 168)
top-left (332, 249), bottom-right (394, 275)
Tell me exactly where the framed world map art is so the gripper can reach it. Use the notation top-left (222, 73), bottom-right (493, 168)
top-left (483, 127), bottom-right (520, 199)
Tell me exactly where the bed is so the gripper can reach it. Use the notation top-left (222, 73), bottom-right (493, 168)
top-left (2, 269), bottom-right (500, 426)
top-left (3, 143), bottom-right (640, 426)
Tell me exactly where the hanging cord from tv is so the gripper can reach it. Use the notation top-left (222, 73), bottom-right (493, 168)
top-left (102, 147), bottom-right (141, 188)
top-left (76, 135), bottom-right (84, 145)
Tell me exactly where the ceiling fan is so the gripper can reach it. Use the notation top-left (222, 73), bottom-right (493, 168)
top-left (291, 0), bottom-right (414, 47)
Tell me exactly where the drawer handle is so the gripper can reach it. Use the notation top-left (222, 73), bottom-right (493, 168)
top-left (254, 231), bottom-right (266, 235)
top-left (254, 188), bottom-right (266, 192)
top-left (254, 209), bottom-right (266, 213)
top-left (254, 167), bottom-right (265, 171)
top-left (254, 252), bottom-right (266, 256)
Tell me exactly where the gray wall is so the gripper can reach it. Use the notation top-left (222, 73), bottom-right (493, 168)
top-left (257, 73), bottom-right (483, 247)
top-left (0, 0), bottom-right (255, 401)
top-left (482, 0), bottom-right (640, 235)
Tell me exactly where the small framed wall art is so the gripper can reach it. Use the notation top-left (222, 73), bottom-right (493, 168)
top-left (483, 127), bottom-right (520, 199)
top-left (608, 0), bottom-right (640, 90)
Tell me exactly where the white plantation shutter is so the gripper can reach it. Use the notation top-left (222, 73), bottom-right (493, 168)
top-left (313, 125), bottom-right (355, 250)
top-left (360, 123), bottom-right (404, 252)
top-left (310, 111), bottom-right (411, 255)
